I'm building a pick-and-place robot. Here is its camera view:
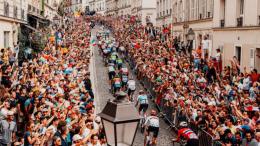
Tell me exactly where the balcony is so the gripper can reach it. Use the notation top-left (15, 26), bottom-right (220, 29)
top-left (220, 19), bottom-right (225, 27)
top-left (237, 17), bottom-right (243, 27)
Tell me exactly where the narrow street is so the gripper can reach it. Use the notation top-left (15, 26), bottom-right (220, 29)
top-left (90, 27), bottom-right (174, 146)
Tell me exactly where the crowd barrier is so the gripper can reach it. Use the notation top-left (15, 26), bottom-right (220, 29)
top-left (126, 54), bottom-right (224, 146)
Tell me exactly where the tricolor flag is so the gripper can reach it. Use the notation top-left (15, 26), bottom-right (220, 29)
top-left (244, 106), bottom-right (259, 111)
top-left (91, 39), bottom-right (96, 46)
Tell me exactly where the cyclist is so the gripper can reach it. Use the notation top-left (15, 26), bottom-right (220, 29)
top-left (144, 110), bottom-right (160, 146)
top-left (120, 65), bottom-right (129, 76)
top-left (108, 63), bottom-right (116, 82)
top-left (121, 73), bottom-right (128, 91)
top-left (172, 121), bottom-right (199, 146)
top-left (135, 90), bottom-right (149, 115)
top-left (112, 75), bottom-right (122, 94)
top-left (127, 77), bottom-right (136, 101)
top-left (116, 58), bottom-right (123, 70)
top-left (110, 53), bottom-right (117, 64)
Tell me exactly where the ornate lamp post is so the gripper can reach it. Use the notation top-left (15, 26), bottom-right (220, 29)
top-left (187, 28), bottom-right (195, 65)
top-left (98, 91), bottom-right (140, 146)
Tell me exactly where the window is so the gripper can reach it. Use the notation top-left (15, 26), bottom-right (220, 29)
top-left (13, 6), bottom-right (18, 18)
top-left (4, 2), bottom-right (9, 16)
top-left (4, 31), bottom-right (10, 48)
top-left (240, 0), bottom-right (244, 15)
top-left (21, 9), bottom-right (25, 20)
top-left (28, 5), bottom-right (31, 11)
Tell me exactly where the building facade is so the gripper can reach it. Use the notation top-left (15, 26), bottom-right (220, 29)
top-left (44, 0), bottom-right (59, 21)
top-left (171, 0), bottom-right (214, 53)
top-left (105, 0), bottom-right (119, 16)
top-left (0, 0), bottom-right (27, 50)
top-left (89, 0), bottom-right (105, 15)
top-left (156, 0), bottom-right (172, 28)
top-left (94, 0), bottom-right (106, 15)
top-left (117, 0), bottom-right (131, 16)
top-left (213, 0), bottom-right (260, 71)
top-left (71, 0), bottom-right (83, 12)
top-left (131, 0), bottom-right (157, 25)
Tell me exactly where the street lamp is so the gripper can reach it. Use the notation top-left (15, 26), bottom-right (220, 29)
top-left (98, 91), bottom-right (140, 146)
top-left (187, 28), bottom-right (195, 65)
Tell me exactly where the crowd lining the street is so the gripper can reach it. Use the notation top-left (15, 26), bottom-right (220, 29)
top-left (0, 13), bottom-right (259, 146)
top-left (96, 15), bottom-right (260, 146)
top-left (0, 16), bottom-right (106, 146)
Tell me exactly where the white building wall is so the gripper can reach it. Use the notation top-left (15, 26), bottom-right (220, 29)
top-left (213, 0), bottom-right (260, 71)
top-left (0, 0), bottom-right (27, 50)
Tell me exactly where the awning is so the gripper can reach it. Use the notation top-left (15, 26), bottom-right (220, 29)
top-left (23, 24), bottom-right (40, 32)
top-left (27, 13), bottom-right (50, 24)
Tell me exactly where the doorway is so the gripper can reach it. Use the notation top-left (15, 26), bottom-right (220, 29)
top-left (235, 46), bottom-right (242, 64)
top-left (256, 48), bottom-right (260, 71)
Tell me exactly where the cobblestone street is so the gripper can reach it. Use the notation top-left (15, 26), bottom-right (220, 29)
top-left (90, 27), bottom-right (174, 146)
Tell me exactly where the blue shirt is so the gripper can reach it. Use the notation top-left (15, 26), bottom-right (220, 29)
top-left (24, 131), bottom-right (32, 146)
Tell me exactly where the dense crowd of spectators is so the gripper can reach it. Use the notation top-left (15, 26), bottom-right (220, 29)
top-left (98, 16), bottom-right (260, 145)
top-left (0, 16), bottom-right (106, 146)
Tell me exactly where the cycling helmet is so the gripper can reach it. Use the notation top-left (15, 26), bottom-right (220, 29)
top-left (179, 121), bottom-right (188, 127)
top-left (151, 110), bottom-right (157, 116)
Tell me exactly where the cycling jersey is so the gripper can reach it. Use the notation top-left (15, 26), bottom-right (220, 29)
top-left (137, 95), bottom-right (148, 104)
top-left (122, 75), bottom-right (128, 83)
top-left (145, 116), bottom-right (159, 128)
top-left (113, 78), bottom-right (121, 87)
top-left (127, 80), bottom-right (136, 90)
top-left (108, 66), bottom-right (115, 72)
top-left (111, 55), bottom-right (116, 61)
top-left (116, 59), bottom-right (123, 64)
top-left (121, 68), bottom-right (128, 74)
top-left (177, 128), bottom-right (198, 141)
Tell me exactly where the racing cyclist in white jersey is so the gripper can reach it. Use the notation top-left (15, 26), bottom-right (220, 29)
top-left (144, 110), bottom-right (160, 146)
top-left (127, 77), bottom-right (136, 101)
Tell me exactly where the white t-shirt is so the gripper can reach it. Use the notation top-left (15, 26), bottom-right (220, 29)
top-left (215, 52), bottom-right (221, 61)
top-left (127, 80), bottom-right (136, 90)
top-left (202, 40), bottom-right (209, 50)
top-left (87, 142), bottom-right (102, 146)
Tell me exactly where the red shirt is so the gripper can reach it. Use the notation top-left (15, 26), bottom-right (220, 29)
top-left (250, 73), bottom-right (259, 83)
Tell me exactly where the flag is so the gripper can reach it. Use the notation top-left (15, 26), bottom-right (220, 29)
top-left (91, 39), bottom-right (96, 46)
top-left (244, 106), bottom-right (259, 111)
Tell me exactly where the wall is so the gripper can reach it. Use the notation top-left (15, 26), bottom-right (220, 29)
top-left (244, 0), bottom-right (258, 26)
top-left (224, 0), bottom-right (237, 27)
top-left (213, 28), bottom-right (260, 70)
top-left (0, 21), bottom-right (15, 49)
top-left (142, 0), bottom-right (156, 9)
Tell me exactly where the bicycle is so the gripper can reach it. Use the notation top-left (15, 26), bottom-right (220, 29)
top-left (145, 130), bottom-right (156, 146)
top-left (172, 138), bottom-right (187, 146)
top-left (140, 109), bottom-right (147, 133)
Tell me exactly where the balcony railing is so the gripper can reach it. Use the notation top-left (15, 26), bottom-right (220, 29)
top-left (237, 17), bottom-right (243, 27)
top-left (220, 19), bottom-right (225, 27)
